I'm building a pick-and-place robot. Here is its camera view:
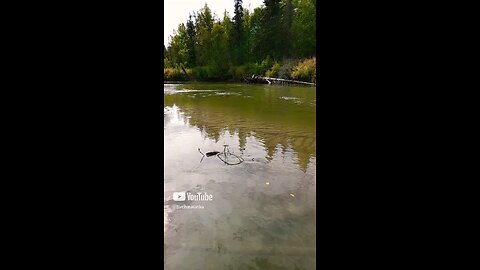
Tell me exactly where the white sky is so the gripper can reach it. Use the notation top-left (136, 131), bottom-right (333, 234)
top-left (164, 0), bottom-right (265, 46)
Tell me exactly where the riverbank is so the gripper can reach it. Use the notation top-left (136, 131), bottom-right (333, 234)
top-left (164, 81), bottom-right (189, 84)
top-left (164, 57), bottom-right (316, 84)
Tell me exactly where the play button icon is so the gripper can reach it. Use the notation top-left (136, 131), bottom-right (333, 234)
top-left (173, 192), bottom-right (186, 201)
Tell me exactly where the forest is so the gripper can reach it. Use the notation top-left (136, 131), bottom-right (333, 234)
top-left (164, 0), bottom-right (316, 83)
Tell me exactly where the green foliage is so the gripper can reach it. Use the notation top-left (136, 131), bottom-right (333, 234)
top-left (292, 0), bottom-right (316, 57)
top-left (266, 62), bottom-right (281, 77)
top-left (186, 15), bottom-right (196, 67)
top-left (166, 23), bottom-right (189, 68)
top-left (193, 65), bottom-right (228, 81)
top-left (228, 65), bottom-right (247, 81)
top-left (164, 0), bottom-right (316, 81)
top-left (243, 63), bottom-right (260, 76)
top-left (164, 68), bottom-right (192, 81)
top-left (195, 4), bottom-right (214, 66)
top-left (191, 66), bottom-right (209, 80)
top-left (259, 56), bottom-right (274, 74)
top-left (240, 58), bottom-right (273, 77)
top-left (259, 0), bottom-right (283, 60)
top-left (247, 7), bottom-right (264, 62)
top-left (277, 58), bottom-right (297, 79)
top-left (281, 0), bottom-right (294, 57)
top-left (232, 0), bottom-right (245, 64)
top-left (209, 23), bottom-right (229, 73)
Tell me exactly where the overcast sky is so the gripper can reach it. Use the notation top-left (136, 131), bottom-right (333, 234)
top-left (164, 0), bottom-right (264, 46)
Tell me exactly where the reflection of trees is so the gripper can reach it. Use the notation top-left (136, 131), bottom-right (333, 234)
top-left (238, 129), bottom-right (247, 150)
top-left (165, 92), bottom-right (316, 171)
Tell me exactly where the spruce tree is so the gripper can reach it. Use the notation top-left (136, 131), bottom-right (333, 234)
top-left (186, 14), bottom-right (196, 67)
top-left (233, 0), bottom-right (244, 64)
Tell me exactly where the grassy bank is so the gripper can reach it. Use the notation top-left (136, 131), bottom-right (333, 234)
top-left (164, 57), bottom-right (316, 83)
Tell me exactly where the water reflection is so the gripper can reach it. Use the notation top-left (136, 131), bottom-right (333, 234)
top-left (164, 83), bottom-right (316, 171)
top-left (164, 83), bottom-right (316, 270)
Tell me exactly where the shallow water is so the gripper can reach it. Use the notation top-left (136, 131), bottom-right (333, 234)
top-left (164, 83), bottom-right (316, 269)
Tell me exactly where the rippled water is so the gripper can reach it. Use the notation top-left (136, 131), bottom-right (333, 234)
top-left (164, 83), bottom-right (316, 269)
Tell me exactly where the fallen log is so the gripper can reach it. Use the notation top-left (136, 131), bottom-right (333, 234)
top-left (263, 76), bottom-right (315, 86)
top-left (244, 74), bottom-right (269, 84)
top-left (244, 75), bottom-right (315, 86)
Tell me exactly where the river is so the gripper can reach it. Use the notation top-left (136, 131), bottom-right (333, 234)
top-left (164, 82), bottom-right (316, 269)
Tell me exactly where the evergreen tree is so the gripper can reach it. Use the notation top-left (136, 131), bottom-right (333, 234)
top-left (233, 0), bottom-right (243, 41)
top-left (163, 0), bottom-right (316, 80)
top-left (249, 7), bottom-right (265, 62)
top-left (292, 0), bottom-right (316, 57)
top-left (210, 22), bottom-right (229, 77)
top-left (195, 4), bottom-right (214, 66)
top-left (186, 14), bottom-right (196, 67)
top-left (168, 23), bottom-right (188, 67)
top-left (258, 0), bottom-right (282, 60)
top-left (242, 8), bottom-right (253, 62)
top-left (232, 0), bottom-right (244, 64)
top-left (281, 0), bottom-right (294, 58)
top-left (164, 45), bottom-right (170, 68)
top-left (222, 10), bottom-right (233, 64)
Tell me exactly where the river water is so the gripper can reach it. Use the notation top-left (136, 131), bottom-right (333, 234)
top-left (164, 83), bottom-right (316, 269)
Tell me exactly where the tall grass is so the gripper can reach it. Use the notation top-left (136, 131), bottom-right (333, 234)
top-left (164, 68), bottom-right (192, 81)
top-left (266, 62), bottom-right (281, 78)
top-left (291, 57), bottom-right (316, 82)
top-left (163, 56), bottom-right (316, 82)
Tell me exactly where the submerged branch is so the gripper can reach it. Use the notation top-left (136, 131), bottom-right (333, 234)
top-left (198, 146), bottom-right (244, 165)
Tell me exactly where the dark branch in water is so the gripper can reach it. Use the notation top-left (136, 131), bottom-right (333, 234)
top-left (217, 152), bottom-right (244, 165)
top-left (198, 145), bottom-right (244, 165)
top-left (198, 148), bottom-right (205, 163)
top-left (206, 151), bottom-right (220, 157)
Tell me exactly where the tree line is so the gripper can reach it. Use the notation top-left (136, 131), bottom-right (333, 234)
top-left (164, 0), bottom-right (316, 82)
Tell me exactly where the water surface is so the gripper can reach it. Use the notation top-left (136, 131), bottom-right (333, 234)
top-left (164, 83), bottom-right (316, 269)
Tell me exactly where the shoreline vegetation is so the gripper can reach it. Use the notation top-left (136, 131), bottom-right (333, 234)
top-left (164, 56), bottom-right (316, 84)
top-left (164, 0), bottom-right (316, 84)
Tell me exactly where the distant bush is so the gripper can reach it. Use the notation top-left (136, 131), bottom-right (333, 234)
top-left (259, 56), bottom-right (274, 76)
top-left (266, 62), bottom-right (281, 78)
top-left (229, 65), bottom-right (247, 81)
top-left (242, 56), bottom-right (275, 77)
top-left (291, 57), bottom-right (316, 82)
top-left (164, 57), bottom-right (316, 83)
top-left (208, 65), bottom-right (227, 80)
top-left (165, 68), bottom-right (193, 81)
top-left (192, 65), bottom-right (229, 81)
top-left (247, 62), bottom-right (268, 77)
top-left (164, 68), bottom-right (191, 81)
top-left (243, 62), bottom-right (261, 77)
top-left (278, 59), bottom-right (297, 79)
top-left (261, 57), bottom-right (273, 70)
top-left (192, 66), bottom-right (210, 81)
